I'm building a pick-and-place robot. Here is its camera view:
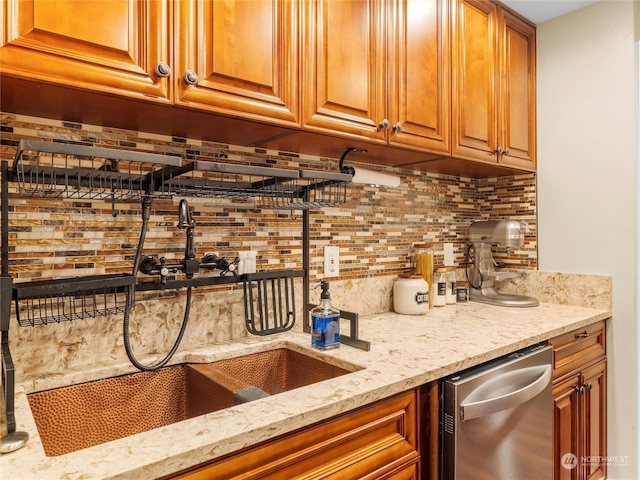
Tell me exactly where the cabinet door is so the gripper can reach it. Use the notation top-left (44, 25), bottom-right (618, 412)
top-left (175, 0), bottom-right (299, 127)
top-left (169, 390), bottom-right (419, 480)
top-left (451, 0), bottom-right (499, 162)
top-left (387, 0), bottom-right (450, 153)
top-left (581, 360), bottom-right (607, 480)
top-left (553, 373), bottom-right (581, 480)
top-left (301, 0), bottom-right (387, 142)
top-left (0, 0), bottom-right (171, 101)
top-left (498, 8), bottom-right (536, 170)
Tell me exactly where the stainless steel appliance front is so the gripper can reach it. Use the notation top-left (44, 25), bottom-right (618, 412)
top-left (441, 344), bottom-right (553, 480)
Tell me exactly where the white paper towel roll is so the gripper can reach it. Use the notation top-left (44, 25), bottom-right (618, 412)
top-left (351, 168), bottom-right (400, 187)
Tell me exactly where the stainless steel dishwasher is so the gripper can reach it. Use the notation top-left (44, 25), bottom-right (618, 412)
top-left (441, 344), bottom-right (553, 480)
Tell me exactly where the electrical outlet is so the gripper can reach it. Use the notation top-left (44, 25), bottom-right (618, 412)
top-left (237, 251), bottom-right (257, 274)
top-left (324, 245), bottom-right (340, 278)
top-left (443, 243), bottom-right (454, 266)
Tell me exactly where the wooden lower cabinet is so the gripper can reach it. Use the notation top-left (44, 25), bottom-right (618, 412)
top-left (551, 322), bottom-right (607, 480)
top-left (167, 390), bottom-right (420, 480)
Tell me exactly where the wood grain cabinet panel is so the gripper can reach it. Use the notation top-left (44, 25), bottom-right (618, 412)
top-left (175, 0), bottom-right (300, 127)
top-left (581, 360), bottom-right (607, 480)
top-left (1, 0), bottom-right (299, 127)
top-left (301, 0), bottom-right (450, 153)
top-left (451, 0), bottom-right (498, 162)
top-left (388, 0), bottom-right (450, 153)
top-left (551, 321), bottom-right (607, 480)
top-left (0, 0), bottom-right (171, 102)
top-left (498, 8), bottom-right (536, 169)
top-left (553, 373), bottom-right (582, 480)
top-left (167, 390), bottom-right (420, 480)
top-left (451, 0), bottom-right (535, 170)
top-left (301, 0), bottom-right (387, 143)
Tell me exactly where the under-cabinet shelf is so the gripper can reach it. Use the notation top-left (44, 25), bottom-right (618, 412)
top-left (12, 139), bottom-right (181, 199)
top-left (11, 140), bottom-right (352, 209)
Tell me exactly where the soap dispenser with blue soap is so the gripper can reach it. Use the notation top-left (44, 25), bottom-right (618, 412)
top-left (311, 281), bottom-right (340, 350)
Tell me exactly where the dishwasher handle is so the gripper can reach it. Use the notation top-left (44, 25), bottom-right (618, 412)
top-left (460, 364), bottom-right (552, 422)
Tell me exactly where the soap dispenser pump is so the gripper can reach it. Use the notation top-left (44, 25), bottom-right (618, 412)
top-left (311, 281), bottom-right (340, 350)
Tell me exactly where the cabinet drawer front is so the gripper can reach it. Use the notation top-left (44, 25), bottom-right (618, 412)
top-left (169, 390), bottom-right (419, 480)
top-left (550, 321), bottom-right (606, 379)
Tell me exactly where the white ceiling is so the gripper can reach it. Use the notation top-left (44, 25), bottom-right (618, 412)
top-left (501, 0), bottom-right (599, 24)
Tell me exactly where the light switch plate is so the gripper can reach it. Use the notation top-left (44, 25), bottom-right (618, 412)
top-left (443, 243), bottom-right (454, 266)
top-left (238, 251), bottom-right (257, 274)
top-left (324, 245), bottom-right (340, 277)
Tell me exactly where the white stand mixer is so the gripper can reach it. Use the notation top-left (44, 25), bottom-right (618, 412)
top-left (466, 220), bottom-right (539, 307)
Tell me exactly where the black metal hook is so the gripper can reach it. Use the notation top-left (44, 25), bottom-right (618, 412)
top-left (339, 147), bottom-right (367, 175)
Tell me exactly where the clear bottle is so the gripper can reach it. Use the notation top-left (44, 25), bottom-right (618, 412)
top-left (456, 280), bottom-right (469, 302)
top-left (433, 267), bottom-right (447, 307)
top-left (311, 281), bottom-right (340, 350)
top-left (414, 244), bottom-right (434, 308)
top-left (445, 267), bottom-right (457, 305)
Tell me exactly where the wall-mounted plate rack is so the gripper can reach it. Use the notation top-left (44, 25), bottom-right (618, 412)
top-left (163, 161), bottom-right (350, 210)
top-left (11, 140), bottom-right (352, 208)
top-left (12, 139), bottom-right (181, 199)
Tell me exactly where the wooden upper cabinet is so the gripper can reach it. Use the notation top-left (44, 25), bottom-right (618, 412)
top-left (175, 0), bottom-right (300, 127)
top-left (0, 0), bottom-right (171, 102)
top-left (301, 0), bottom-right (449, 152)
top-left (301, 0), bottom-right (387, 143)
top-left (451, 0), bottom-right (499, 162)
top-left (499, 8), bottom-right (536, 169)
top-left (1, 0), bottom-right (535, 175)
top-left (388, 0), bottom-right (450, 154)
top-left (451, 0), bottom-right (535, 170)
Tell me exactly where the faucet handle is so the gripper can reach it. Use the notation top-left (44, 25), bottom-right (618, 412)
top-left (202, 253), bottom-right (239, 276)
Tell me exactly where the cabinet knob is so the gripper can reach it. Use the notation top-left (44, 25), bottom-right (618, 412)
top-left (392, 122), bottom-right (403, 133)
top-left (494, 147), bottom-right (504, 154)
top-left (379, 119), bottom-right (390, 130)
top-left (154, 62), bottom-right (171, 78)
top-left (575, 331), bottom-right (589, 339)
top-left (503, 149), bottom-right (510, 155)
top-left (574, 384), bottom-right (585, 394)
top-left (583, 382), bottom-right (593, 390)
top-left (183, 70), bottom-right (199, 85)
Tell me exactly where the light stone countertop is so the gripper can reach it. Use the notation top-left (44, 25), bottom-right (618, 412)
top-left (2, 300), bottom-right (611, 480)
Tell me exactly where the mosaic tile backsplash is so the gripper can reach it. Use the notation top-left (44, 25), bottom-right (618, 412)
top-left (0, 113), bottom-right (537, 378)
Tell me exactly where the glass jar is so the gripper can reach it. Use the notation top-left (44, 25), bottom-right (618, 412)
top-left (445, 267), bottom-right (457, 305)
top-left (393, 274), bottom-right (430, 315)
top-left (414, 244), bottom-right (434, 308)
top-left (456, 281), bottom-right (469, 302)
top-left (433, 267), bottom-right (447, 307)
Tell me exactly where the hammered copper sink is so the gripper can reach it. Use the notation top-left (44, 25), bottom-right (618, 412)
top-left (27, 348), bottom-right (356, 457)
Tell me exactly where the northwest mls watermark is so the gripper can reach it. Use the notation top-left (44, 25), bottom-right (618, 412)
top-left (561, 453), bottom-right (630, 469)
